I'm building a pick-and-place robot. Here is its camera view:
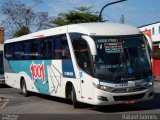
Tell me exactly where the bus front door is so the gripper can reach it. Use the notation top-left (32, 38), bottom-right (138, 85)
top-left (80, 71), bottom-right (93, 103)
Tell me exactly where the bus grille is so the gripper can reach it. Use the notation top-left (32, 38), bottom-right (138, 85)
top-left (111, 87), bottom-right (148, 93)
top-left (113, 93), bottom-right (145, 101)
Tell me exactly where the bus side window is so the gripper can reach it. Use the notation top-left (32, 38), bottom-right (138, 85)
top-left (48, 38), bottom-right (54, 59)
top-left (13, 43), bottom-right (22, 60)
top-left (50, 37), bottom-right (56, 59)
top-left (41, 38), bottom-right (52, 59)
top-left (54, 36), bottom-right (62, 59)
top-left (41, 40), bottom-right (47, 59)
top-left (36, 40), bottom-right (41, 59)
top-left (53, 34), bottom-right (70, 60)
top-left (30, 41), bottom-right (38, 60)
top-left (24, 41), bottom-right (31, 60)
top-left (12, 43), bottom-right (16, 60)
top-left (62, 35), bottom-right (71, 59)
top-left (45, 39), bottom-right (52, 59)
top-left (5, 44), bottom-right (13, 60)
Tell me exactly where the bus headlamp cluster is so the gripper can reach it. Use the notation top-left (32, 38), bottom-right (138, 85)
top-left (147, 80), bottom-right (154, 87)
top-left (143, 80), bottom-right (154, 87)
top-left (93, 83), bottom-right (114, 92)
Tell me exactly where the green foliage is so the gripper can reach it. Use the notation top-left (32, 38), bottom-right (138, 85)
top-left (14, 26), bottom-right (30, 37)
top-left (53, 6), bottom-right (99, 26)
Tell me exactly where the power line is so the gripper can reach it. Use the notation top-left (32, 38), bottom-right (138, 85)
top-left (103, 13), bottom-right (117, 22)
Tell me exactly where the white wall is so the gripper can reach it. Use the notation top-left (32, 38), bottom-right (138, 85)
top-left (139, 22), bottom-right (160, 42)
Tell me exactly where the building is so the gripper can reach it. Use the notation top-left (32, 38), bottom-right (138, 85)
top-left (0, 27), bottom-right (4, 44)
top-left (139, 22), bottom-right (160, 42)
top-left (139, 22), bottom-right (160, 79)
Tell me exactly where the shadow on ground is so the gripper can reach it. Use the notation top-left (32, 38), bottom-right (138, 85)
top-left (90, 92), bottom-right (160, 113)
top-left (25, 91), bottom-right (160, 113)
top-left (20, 92), bottom-right (73, 106)
top-left (0, 84), bottom-right (11, 88)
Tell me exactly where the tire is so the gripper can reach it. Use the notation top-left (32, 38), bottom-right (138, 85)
top-left (21, 80), bottom-right (28, 97)
top-left (71, 86), bottom-right (80, 108)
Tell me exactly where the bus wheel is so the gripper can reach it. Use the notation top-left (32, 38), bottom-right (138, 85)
top-left (21, 80), bottom-right (28, 97)
top-left (71, 86), bottom-right (80, 108)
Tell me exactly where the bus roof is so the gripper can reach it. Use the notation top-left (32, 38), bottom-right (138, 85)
top-left (5, 22), bottom-right (141, 43)
top-left (68, 22), bottom-right (141, 36)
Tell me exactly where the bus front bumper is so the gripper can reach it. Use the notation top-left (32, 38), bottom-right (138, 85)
top-left (0, 78), bottom-right (5, 84)
top-left (92, 85), bottom-right (154, 106)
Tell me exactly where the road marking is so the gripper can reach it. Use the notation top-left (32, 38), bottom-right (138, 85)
top-left (0, 98), bottom-right (9, 109)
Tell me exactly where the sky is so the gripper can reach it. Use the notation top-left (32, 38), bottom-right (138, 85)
top-left (0, 0), bottom-right (160, 27)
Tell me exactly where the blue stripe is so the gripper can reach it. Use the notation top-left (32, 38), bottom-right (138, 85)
top-left (62, 60), bottom-right (76, 78)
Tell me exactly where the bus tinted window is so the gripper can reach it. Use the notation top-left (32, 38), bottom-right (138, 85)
top-left (54, 36), bottom-right (62, 59)
top-left (70, 33), bottom-right (92, 74)
top-left (30, 41), bottom-right (38, 59)
top-left (40, 38), bottom-right (52, 59)
top-left (61, 35), bottom-right (71, 59)
top-left (54, 35), bottom-right (70, 59)
top-left (5, 44), bottom-right (13, 60)
top-left (24, 41), bottom-right (31, 60)
top-left (13, 43), bottom-right (21, 60)
top-left (4, 34), bottom-right (70, 60)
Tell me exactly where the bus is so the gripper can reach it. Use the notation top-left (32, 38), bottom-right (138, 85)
top-left (0, 44), bottom-right (4, 83)
top-left (4, 23), bottom-right (154, 108)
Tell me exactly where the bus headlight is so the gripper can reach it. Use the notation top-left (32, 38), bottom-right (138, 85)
top-left (147, 80), bottom-right (154, 87)
top-left (143, 80), bottom-right (154, 88)
top-left (93, 83), bottom-right (114, 92)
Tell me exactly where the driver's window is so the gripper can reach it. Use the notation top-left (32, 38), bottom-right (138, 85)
top-left (70, 33), bottom-right (92, 74)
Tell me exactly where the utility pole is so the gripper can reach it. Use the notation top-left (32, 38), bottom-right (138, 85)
top-left (120, 14), bottom-right (125, 23)
top-left (99, 0), bottom-right (127, 22)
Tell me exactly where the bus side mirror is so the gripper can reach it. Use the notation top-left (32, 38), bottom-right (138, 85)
top-left (82, 35), bottom-right (97, 56)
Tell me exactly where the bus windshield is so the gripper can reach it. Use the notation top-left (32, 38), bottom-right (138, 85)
top-left (92, 35), bottom-right (152, 81)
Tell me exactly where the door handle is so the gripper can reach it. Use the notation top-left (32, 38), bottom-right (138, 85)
top-left (81, 80), bottom-right (84, 83)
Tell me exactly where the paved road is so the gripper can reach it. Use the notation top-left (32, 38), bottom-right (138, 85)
top-left (0, 81), bottom-right (160, 119)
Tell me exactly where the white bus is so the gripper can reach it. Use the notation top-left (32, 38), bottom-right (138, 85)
top-left (4, 23), bottom-right (154, 108)
top-left (0, 44), bottom-right (4, 83)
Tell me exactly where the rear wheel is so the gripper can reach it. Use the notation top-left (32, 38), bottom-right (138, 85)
top-left (21, 80), bottom-right (28, 97)
top-left (71, 86), bottom-right (80, 108)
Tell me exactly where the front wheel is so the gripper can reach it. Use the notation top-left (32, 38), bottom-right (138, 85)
top-left (21, 80), bottom-right (28, 97)
top-left (71, 86), bottom-right (80, 108)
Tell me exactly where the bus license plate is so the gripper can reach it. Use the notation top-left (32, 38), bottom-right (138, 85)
top-left (123, 100), bottom-right (135, 104)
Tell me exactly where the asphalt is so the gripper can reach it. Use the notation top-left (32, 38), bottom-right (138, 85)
top-left (0, 81), bottom-right (160, 120)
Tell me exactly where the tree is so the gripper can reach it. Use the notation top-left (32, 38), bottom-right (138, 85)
top-left (1, 0), bottom-right (53, 38)
top-left (52, 6), bottom-right (99, 26)
top-left (14, 26), bottom-right (30, 37)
